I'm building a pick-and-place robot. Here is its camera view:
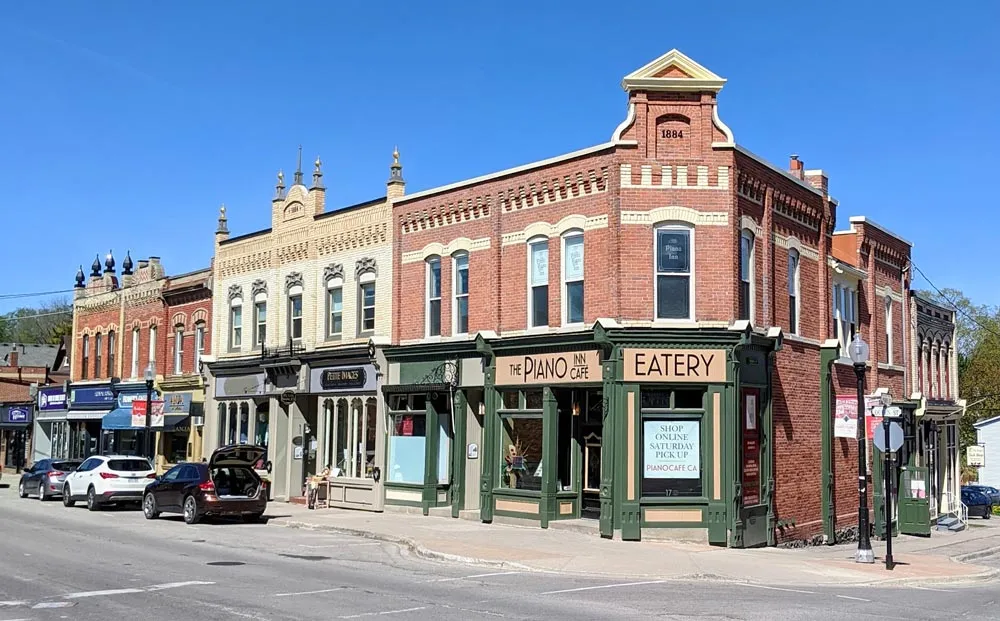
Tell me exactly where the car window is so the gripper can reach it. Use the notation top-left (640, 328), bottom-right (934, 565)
top-left (51, 461), bottom-right (80, 472)
top-left (211, 466), bottom-right (258, 495)
top-left (78, 458), bottom-right (97, 471)
top-left (33, 460), bottom-right (50, 472)
top-left (161, 465), bottom-right (183, 481)
top-left (180, 465), bottom-right (201, 480)
top-left (107, 459), bottom-right (152, 472)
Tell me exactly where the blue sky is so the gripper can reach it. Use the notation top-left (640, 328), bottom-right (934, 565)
top-left (0, 1), bottom-right (996, 314)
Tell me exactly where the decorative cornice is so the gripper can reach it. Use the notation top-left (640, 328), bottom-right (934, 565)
top-left (323, 263), bottom-right (345, 282)
top-left (251, 279), bottom-right (267, 298)
top-left (355, 257), bottom-right (377, 279)
top-left (740, 215), bottom-right (762, 237)
top-left (773, 234), bottom-right (820, 261)
top-left (228, 284), bottom-right (243, 301)
top-left (620, 206), bottom-right (728, 226)
top-left (402, 238), bottom-right (492, 264)
top-left (285, 271), bottom-right (304, 291)
top-left (620, 164), bottom-right (729, 190)
top-left (501, 215), bottom-right (609, 247)
top-left (876, 284), bottom-right (904, 303)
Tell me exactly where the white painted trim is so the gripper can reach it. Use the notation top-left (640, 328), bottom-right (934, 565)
top-left (561, 231), bottom-right (585, 327)
top-left (326, 276), bottom-right (344, 290)
top-left (402, 237), bottom-right (491, 264)
top-left (620, 49), bottom-right (727, 93)
top-left (773, 234), bottom-right (820, 261)
top-left (734, 145), bottom-right (823, 197)
top-left (611, 103), bottom-right (636, 143)
top-left (527, 237), bottom-right (549, 329)
top-left (288, 284), bottom-right (303, 296)
top-left (804, 169), bottom-right (825, 176)
top-left (621, 206), bottom-right (727, 226)
top-left (452, 252), bottom-right (469, 336)
top-left (396, 142), bottom-right (615, 204)
top-left (828, 257), bottom-right (867, 281)
top-left (785, 334), bottom-right (821, 347)
top-left (877, 363), bottom-right (905, 372)
top-left (848, 216), bottom-right (912, 247)
top-left (500, 214), bottom-right (609, 247)
top-left (740, 215), bottom-right (762, 237)
top-left (712, 105), bottom-right (735, 146)
top-left (425, 257), bottom-right (441, 338)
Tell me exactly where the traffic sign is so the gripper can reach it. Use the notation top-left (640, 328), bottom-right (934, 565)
top-left (873, 420), bottom-right (904, 453)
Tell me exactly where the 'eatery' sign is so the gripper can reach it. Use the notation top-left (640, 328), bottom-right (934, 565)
top-left (495, 350), bottom-right (601, 385)
top-left (623, 349), bottom-right (726, 383)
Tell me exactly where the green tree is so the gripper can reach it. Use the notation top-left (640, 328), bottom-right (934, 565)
top-left (0, 298), bottom-right (73, 345)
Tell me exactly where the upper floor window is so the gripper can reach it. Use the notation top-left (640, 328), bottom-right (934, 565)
top-left (82, 334), bottom-right (90, 380)
top-left (107, 330), bottom-right (116, 378)
top-left (788, 249), bottom-right (800, 335)
top-left (655, 225), bottom-right (693, 321)
top-left (230, 301), bottom-right (242, 349)
top-left (288, 290), bottom-right (303, 342)
top-left (173, 326), bottom-right (184, 375)
top-left (426, 256), bottom-right (442, 337)
top-left (358, 266), bottom-right (377, 335)
top-left (327, 278), bottom-right (343, 338)
top-left (254, 300), bottom-right (267, 346)
top-left (130, 328), bottom-right (139, 379)
top-left (884, 297), bottom-right (894, 365)
top-left (194, 321), bottom-right (205, 371)
top-left (149, 324), bottom-right (157, 364)
top-left (563, 233), bottom-right (584, 325)
top-left (832, 283), bottom-right (858, 357)
top-left (739, 229), bottom-right (754, 322)
top-left (453, 253), bottom-right (469, 335)
top-left (94, 332), bottom-right (103, 378)
top-left (528, 238), bottom-right (549, 328)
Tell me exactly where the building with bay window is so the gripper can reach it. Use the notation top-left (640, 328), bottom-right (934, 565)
top-left (205, 152), bottom-right (397, 506)
top-left (384, 49), bottom-right (912, 546)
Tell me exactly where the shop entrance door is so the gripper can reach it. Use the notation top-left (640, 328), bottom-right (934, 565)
top-left (899, 466), bottom-right (931, 536)
top-left (736, 387), bottom-right (770, 548)
top-left (577, 389), bottom-right (603, 519)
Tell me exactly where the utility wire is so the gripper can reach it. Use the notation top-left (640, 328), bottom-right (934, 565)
top-left (0, 288), bottom-right (77, 300)
top-left (910, 262), bottom-right (1000, 343)
top-left (0, 309), bottom-right (73, 321)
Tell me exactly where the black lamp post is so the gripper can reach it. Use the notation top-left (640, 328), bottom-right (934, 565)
top-left (849, 334), bottom-right (874, 564)
top-left (144, 361), bottom-right (155, 463)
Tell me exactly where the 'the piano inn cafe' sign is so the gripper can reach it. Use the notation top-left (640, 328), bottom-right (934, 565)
top-left (495, 350), bottom-right (602, 385)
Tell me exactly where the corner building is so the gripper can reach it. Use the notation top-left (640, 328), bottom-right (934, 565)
top-left (388, 50), bottom-right (902, 546)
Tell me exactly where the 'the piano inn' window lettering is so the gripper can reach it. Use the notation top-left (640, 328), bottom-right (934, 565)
top-left (655, 226), bottom-right (693, 320)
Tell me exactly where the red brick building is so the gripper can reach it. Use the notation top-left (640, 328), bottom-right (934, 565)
top-left (68, 253), bottom-right (212, 470)
top-left (382, 50), bottom-right (907, 546)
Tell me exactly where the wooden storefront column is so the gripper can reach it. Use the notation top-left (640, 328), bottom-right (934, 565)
top-left (451, 389), bottom-right (468, 518)
top-left (707, 385), bottom-right (728, 545)
top-left (620, 385), bottom-right (641, 541)
top-left (480, 368), bottom-right (496, 523)
top-left (540, 386), bottom-right (557, 529)
top-left (820, 342), bottom-right (839, 543)
top-left (422, 395), bottom-right (440, 515)
top-left (599, 357), bottom-right (616, 539)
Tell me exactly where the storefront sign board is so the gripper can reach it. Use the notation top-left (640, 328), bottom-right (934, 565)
top-left (495, 351), bottom-right (601, 385)
top-left (216, 373), bottom-right (267, 398)
top-left (70, 386), bottom-right (116, 406)
top-left (310, 364), bottom-right (376, 393)
top-left (643, 420), bottom-right (700, 479)
top-left (163, 392), bottom-right (193, 414)
top-left (38, 387), bottom-right (67, 411)
top-left (131, 400), bottom-right (165, 427)
top-left (623, 349), bottom-right (726, 383)
top-left (834, 396), bottom-right (857, 439)
top-left (3, 406), bottom-right (31, 424)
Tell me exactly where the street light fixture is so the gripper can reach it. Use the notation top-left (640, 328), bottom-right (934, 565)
top-left (144, 361), bottom-right (155, 464)
top-left (849, 333), bottom-right (874, 564)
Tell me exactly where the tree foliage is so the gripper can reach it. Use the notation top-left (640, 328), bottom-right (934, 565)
top-left (0, 298), bottom-right (73, 345)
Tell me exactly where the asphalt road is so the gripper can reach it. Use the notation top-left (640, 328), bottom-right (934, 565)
top-left (0, 482), bottom-right (998, 621)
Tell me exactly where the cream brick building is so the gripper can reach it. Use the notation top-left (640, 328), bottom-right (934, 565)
top-left (205, 151), bottom-right (403, 506)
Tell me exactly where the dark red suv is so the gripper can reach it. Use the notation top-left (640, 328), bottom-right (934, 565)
top-left (142, 445), bottom-right (267, 524)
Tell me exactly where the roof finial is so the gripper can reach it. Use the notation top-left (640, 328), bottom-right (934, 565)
top-left (393, 145), bottom-right (400, 166)
top-left (122, 250), bottom-right (134, 275)
top-left (311, 156), bottom-right (324, 189)
top-left (275, 169), bottom-right (285, 199)
top-left (104, 250), bottom-right (115, 273)
top-left (293, 144), bottom-right (304, 185)
top-left (217, 204), bottom-right (229, 234)
top-left (388, 145), bottom-right (404, 186)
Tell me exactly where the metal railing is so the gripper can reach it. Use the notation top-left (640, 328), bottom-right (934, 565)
top-left (960, 502), bottom-right (969, 529)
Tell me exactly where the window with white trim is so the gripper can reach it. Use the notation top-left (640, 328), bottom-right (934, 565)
top-left (453, 253), bottom-right (469, 335)
top-left (173, 325), bottom-right (184, 375)
top-left (358, 271), bottom-right (376, 335)
top-left (655, 225), bottom-right (693, 320)
top-left (229, 301), bottom-right (241, 349)
top-left (253, 300), bottom-right (267, 346)
top-left (194, 322), bottom-right (205, 371)
top-left (788, 249), bottom-right (800, 335)
top-left (107, 330), bottom-right (116, 378)
top-left (739, 229), bottom-right (754, 322)
top-left (130, 328), bottom-right (139, 379)
top-left (832, 282), bottom-right (858, 357)
top-left (94, 332), bottom-right (102, 378)
top-left (82, 334), bottom-right (90, 380)
top-left (426, 256), bottom-right (442, 337)
top-left (326, 278), bottom-right (343, 338)
top-left (149, 325), bottom-right (157, 364)
top-left (563, 232), bottom-right (584, 325)
top-left (288, 291), bottom-right (303, 342)
top-left (884, 297), bottom-right (893, 365)
top-left (528, 237), bottom-right (549, 328)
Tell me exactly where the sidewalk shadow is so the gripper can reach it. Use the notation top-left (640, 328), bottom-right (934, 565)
top-left (0, 483), bottom-right (9, 489)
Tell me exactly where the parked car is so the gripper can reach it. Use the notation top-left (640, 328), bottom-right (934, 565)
top-left (961, 486), bottom-right (993, 519)
top-left (964, 485), bottom-right (1000, 507)
top-left (142, 445), bottom-right (267, 525)
top-left (62, 455), bottom-right (156, 511)
top-left (18, 459), bottom-right (83, 500)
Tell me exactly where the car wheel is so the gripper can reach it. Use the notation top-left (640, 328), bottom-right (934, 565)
top-left (17, 480), bottom-right (26, 498)
top-left (62, 484), bottom-right (75, 507)
top-left (86, 486), bottom-right (101, 512)
top-left (242, 512), bottom-right (264, 523)
top-left (183, 495), bottom-right (200, 525)
top-left (143, 493), bottom-right (160, 520)
top-left (38, 478), bottom-right (48, 501)
top-left (985, 509), bottom-right (992, 520)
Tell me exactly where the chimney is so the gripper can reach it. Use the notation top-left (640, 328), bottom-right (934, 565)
top-left (149, 257), bottom-right (163, 279)
top-left (804, 169), bottom-right (829, 196)
top-left (788, 154), bottom-right (804, 180)
top-left (8, 351), bottom-right (17, 367)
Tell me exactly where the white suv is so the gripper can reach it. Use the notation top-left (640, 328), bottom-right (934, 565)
top-left (62, 455), bottom-right (156, 511)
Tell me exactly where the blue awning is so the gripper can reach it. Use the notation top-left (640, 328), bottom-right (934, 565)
top-left (101, 407), bottom-right (137, 430)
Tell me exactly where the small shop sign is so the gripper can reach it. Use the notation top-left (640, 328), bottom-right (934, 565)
top-left (643, 420), bottom-right (700, 478)
top-left (320, 367), bottom-right (367, 390)
top-left (834, 396), bottom-right (857, 438)
top-left (5, 406), bottom-right (30, 424)
top-left (623, 349), bottom-right (726, 383)
top-left (131, 400), bottom-right (165, 427)
top-left (967, 445), bottom-right (986, 467)
top-left (495, 350), bottom-right (601, 385)
top-left (37, 387), bottom-right (67, 411)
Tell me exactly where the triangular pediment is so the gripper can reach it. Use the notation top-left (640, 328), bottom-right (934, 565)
top-left (621, 49), bottom-right (726, 93)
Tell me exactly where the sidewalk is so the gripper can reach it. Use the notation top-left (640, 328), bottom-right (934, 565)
top-left (266, 504), bottom-right (1000, 588)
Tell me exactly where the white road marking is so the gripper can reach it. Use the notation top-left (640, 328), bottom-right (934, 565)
top-left (541, 580), bottom-right (667, 595)
top-left (33, 602), bottom-right (75, 608)
top-left (298, 542), bottom-right (380, 549)
top-left (742, 584), bottom-right (816, 595)
top-left (339, 608), bottom-right (428, 619)
top-left (146, 581), bottom-right (216, 591)
top-left (836, 595), bottom-right (871, 602)
top-left (274, 588), bottom-right (342, 597)
top-left (0, 617), bottom-right (31, 620)
top-left (908, 585), bottom-right (954, 592)
top-left (65, 588), bottom-right (144, 598)
top-left (0, 602), bottom-right (27, 607)
top-left (427, 571), bottom-right (521, 583)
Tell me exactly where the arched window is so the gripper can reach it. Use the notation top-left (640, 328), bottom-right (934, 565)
top-left (453, 252), bottom-right (469, 335)
top-left (81, 334), bottom-right (90, 380)
top-left (426, 255), bottom-right (442, 337)
top-left (885, 297), bottom-right (894, 365)
top-left (173, 324), bottom-right (184, 375)
top-left (787, 249), bottom-right (800, 334)
top-left (562, 231), bottom-right (584, 325)
top-left (107, 330), bottom-right (116, 377)
top-left (130, 328), bottom-right (140, 379)
top-left (654, 223), bottom-right (694, 320)
top-left (528, 236), bottom-right (549, 328)
top-left (94, 332), bottom-right (103, 378)
top-left (739, 229), bottom-right (755, 322)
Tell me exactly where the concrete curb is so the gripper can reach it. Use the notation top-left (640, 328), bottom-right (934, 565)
top-left (953, 544), bottom-right (1000, 564)
top-left (271, 518), bottom-right (1000, 588)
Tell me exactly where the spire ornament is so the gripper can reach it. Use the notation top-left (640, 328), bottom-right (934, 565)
top-left (387, 145), bottom-right (405, 185)
top-left (275, 169), bottom-right (286, 199)
top-left (104, 250), bottom-right (115, 273)
top-left (91, 255), bottom-right (101, 277)
top-left (293, 144), bottom-right (304, 186)
top-left (311, 156), bottom-right (324, 189)
top-left (217, 204), bottom-right (229, 234)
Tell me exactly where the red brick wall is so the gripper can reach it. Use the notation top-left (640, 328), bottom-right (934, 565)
top-left (122, 298), bottom-right (167, 380)
top-left (165, 294), bottom-right (212, 377)
top-left (73, 299), bottom-right (120, 382)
